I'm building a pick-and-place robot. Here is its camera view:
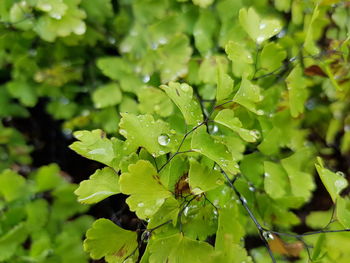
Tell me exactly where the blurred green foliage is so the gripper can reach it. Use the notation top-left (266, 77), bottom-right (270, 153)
top-left (1, 0), bottom-right (350, 262)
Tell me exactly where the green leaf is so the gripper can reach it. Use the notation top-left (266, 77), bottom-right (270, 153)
top-left (286, 66), bottom-right (308, 117)
top-left (192, 0), bottom-right (214, 8)
top-left (215, 203), bottom-right (245, 249)
top-left (138, 87), bottom-right (173, 117)
top-left (81, 0), bottom-right (113, 24)
top-left (315, 157), bottom-right (348, 203)
top-left (304, 4), bottom-right (320, 55)
top-left (264, 161), bottom-right (289, 199)
top-left (6, 81), bottom-right (38, 107)
top-left (69, 129), bottom-right (115, 166)
top-left (0, 223), bottom-right (28, 261)
top-left (97, 57), bottom-right (133, 80)
top-left (191, 126), bottom-right (239, 175)
top-left (119, 160), bottom-right (172, 219)
top-left (281, 150), bottom-right (315, 201)
top-left (189, 159), bottom-right (224, 194)
top-left (194, 10), bottom-right (217, 56)
top-left (157, 34), bottom-right (192, 83)
top-left (239, 7), bottom-right (282, 44)
top-left (216, 58), bottom-right (234, 102)
top-left (92, 83), bottom-right (122, 109)
top-left (149, 233), bottom-right (215, 263)
top-left (0, 169), bottom-right (26, 202)
top-left (148, 196), bottom-right (179, 229)
top-left (225, 41), bottom-right (253, 64)
top-left (337, 197), bottom-right (350, 228)
top-left (84, 219), bottom-right (138, 262)
top-left (260, 42), bottom-right (287, 72)
top-left (119, 113), bottom-right (174, 157)
top-left (26, 199), bottom-right (49, 232)
top-left (34, 2), bottom-right (87, 41)
top-left (34, 163), bottom-right (64, 192)
top-left (75, 167), bottom-right (120, 204)
top-left (214, 109), bottom-right (259, 142)
top-left (233, 76), bottom-right (263, 114)
top-left (161, 82), bottom-right (203, 126)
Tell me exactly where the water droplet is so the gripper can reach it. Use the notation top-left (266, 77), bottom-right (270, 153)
top-left (335, 179), bottom-right (346, 188)
top-left (157, 134), bottom-right (170, 146)
top-left (249, 186), bottom-right (255, 192)
top-left (256, 36), bottom-right (265, 44)
top-left (145, 209), bottom-right (153, 215)
top-left (262, 231), bottom-right (274, 240)
top-left (51, 13), bottom-right (62, 20)
top-left (184, 206), bottom-right (189, 216)
top-left (259, 95), bottom-right (264, 101)
top-left (257, 109), bottom-right (264, 115)
top-left (336, 171), bottom-right (346, 177)
top-left (264, 172), bottom-right (270, 177)
top-left (120, 44), bottom-right (131, 53)
top-left (74, 23), bottom-right (86, 35)
top-left (138, 202), bottom-right (145, 207)
top-left (192, 187), bottom-right (203, 195)
top-left (249, 130), bottom-right (261, 140)
top-left (107, 36), bottom-right (116, 44)
top-left (142, 75), bottom-right (150, 83)
top-left (41, 3), bottom-right (52, 11)
top-left (158, 37), bottom-right (167, 45)
top-left (119, 129), bottom-right (127, 137)
top-left (344, 125), bottom-right (350, 132)
top-left (88, 148), bottom-right (106, 155)
top-left (241, 196), bottom-right (247, 204)
top-left (259, 23), bottom-right (266, 29)
top-left (158, 150), bottom-right (166, 155)
top-left (180, 84), bottom-right (190, 92)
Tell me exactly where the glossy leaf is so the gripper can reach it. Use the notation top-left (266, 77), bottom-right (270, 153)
top-left (161, 82), bottom-right (203, 126)
top-left (264, 161), bottom-right (289, 199)
top-left (286, 66), bottom-right (308, 118)
top-left (119, 160), bottom-right (172, 219)
top-left (69, 129), bottom-right (115, 166)
top-left (149, 233), bottom-right (215, 263)
top-left (189, 159), bottom-right (224, 194)
top-left (92, 83), bottom-right (122, 109)
top-left (215, 109), bottom-right (259, 142)
top-left (239, 7), bottom-right (282, 44)
top-left (119, 113), bottom-right (174, 157)
top-left (84, 218), bottom-right (138, 262)
top-left (315, 157), bottom-right (348, 203)
top-left (192, 126), bottom-right (240, 175)
top-left (233, 76), bottom-right (263, 114)
top-left (0, 169), bottom-right (26, 202)
top-left (75, 167), bottom-right (120, 204)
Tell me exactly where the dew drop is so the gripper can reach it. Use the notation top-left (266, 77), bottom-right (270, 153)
top-left (119, 129), bottom-right (127, 137)
top-left (264, 172), bottom-right (270, 177)
top-left (180, 84), bottom-right (190, 92)
top-left (262, 231), bottom-right (274, 240)
top-left (249, 186), bottom-right (255, 192)
top-left (142, 75), bottom-right (150, 83)
top-left (256, 36), bottom-right (265, 44)
top-left (158, 134), bottom-right (170, 146)
top-left (41, 3), bottom-right (52, 11)
top-left (259, 23), bottom-right (266, 29)
top-left (74, 23), bottom-right (86, 35)
top-left (51, 13), bottom-right (62, 20)
top-left (335, 179), bottom-right (346, 188)
top-left (257, 109), bottom-right (265, 115)
top-left (336, 171), bottom-right (346, 177)
top-left (138, 202), bottom-right (145, 207)
top-left (88, 148), bottom-right (106, 155)
top-left (249, 130), bottom-right (261, 140)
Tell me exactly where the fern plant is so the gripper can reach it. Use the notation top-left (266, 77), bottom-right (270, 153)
top-left (0, 164), bottom-right (93, 263)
